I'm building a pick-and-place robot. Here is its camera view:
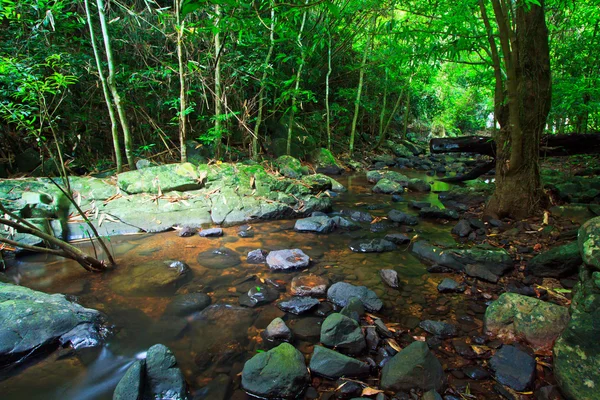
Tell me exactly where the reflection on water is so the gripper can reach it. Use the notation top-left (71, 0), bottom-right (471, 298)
top-left (0, 170), bottom-right (482, 399)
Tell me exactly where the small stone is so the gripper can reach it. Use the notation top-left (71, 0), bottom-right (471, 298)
top-left (388, 210), bottom-right (419, 225)
top-left (380, 269), bottom-right (399, 288)
top-left (452, 220), bottom-right (472, 237)
top-left (489, 345), bottom-right (536, 391)
top-left (309, 345), bottom-right (370, 379)
top-left (419, 320), bottom-right (458, 338)
top-left (384, 233), bottom-right (411, 245)
top-left (462, 365), bottom-right (490, 380)
top-left (437, 278), bottom-right (466, 293)
top-left (266, 249), bottom-right (310, 270)
top-left (264, 317), bottom-right (292, 342)
top-left (199, 228), bottom-right (223, 237)
top-left (291, 274), bottom-right (329, 297)
top-left (340, 297), bottom-right (365, 321)
top-left (247, 249), bottom-right (268, 264)
top-left (277, 297), bottom-right (320, 315)
top-left (321, 313), bottom-right (366, 355)
top-left (177, 226), bottom-right (196, 237)
top-left (327, 282), bottom-right (383, 312)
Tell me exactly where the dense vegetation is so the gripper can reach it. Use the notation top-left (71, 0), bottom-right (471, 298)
top-left (0, 0), bottom-right (598, 173)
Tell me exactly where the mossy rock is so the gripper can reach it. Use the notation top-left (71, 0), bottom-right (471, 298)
top-left (117, 163), bottom-right (201, 194)
top-left (274, 156), bottom-right (308, 179)
top-left (310, 148), bottom-right (343, 174)
top-left (579, 216), bottom-right (600, 271)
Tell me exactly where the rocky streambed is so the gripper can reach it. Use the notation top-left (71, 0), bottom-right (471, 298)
top-left (1, 148), bottom-right (599, 400)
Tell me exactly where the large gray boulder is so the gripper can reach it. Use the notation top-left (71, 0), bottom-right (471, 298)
top-left (117, 163), bottom-right (202, 194)
top-left (294, 216), bottom-right (336, 233)
top-left (113, 344), bottom-right (188, 400)
top-left (327, 282), bottom-right (383, 312)
top-left (484, 292), bottom-right (570, 351)
top-left (241, 343), bottom-right (309, 398)
top-left (0, 282), bottom-right (103, 365)
top-left (320, 313), bottom-right (366, 355)
top-left (380, 341), bottom-right (445, 392)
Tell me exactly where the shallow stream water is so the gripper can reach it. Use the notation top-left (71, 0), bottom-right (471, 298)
top-left (0, 171), bottom-right (501, 399)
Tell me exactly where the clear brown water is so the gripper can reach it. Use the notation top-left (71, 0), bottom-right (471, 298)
top-left (0, 171), bottom-right (497, 399)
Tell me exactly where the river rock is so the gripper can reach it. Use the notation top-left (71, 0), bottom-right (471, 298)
top-left (197, 247), bottom-right (241, 269)
top-left (320, 313), bottom-right (366, 355)
top-left (339, 297), bottom-right (365, 321)
top-left (163, 293), bottom-right (211, 317)
top-left (419, 320), bottom-right (458, 338)
top-left (241, 343), bottom-right (309, 398)
top-left (239, 285), bottom-right (280, 307)
top-left (384, 233), bottom-right (411, 244)
top-left (373, 178), bottom-right (405, 194)
top-left (526, 241), bottom-right (582, 278)
top-left (291, 274), bottom-right (329, 297)
top-left (111, 260), bottom-right (191, 296)
top-left (578, 216), bottom-right (600, 270)
top-left (340, 209), bottom-right (373, 223)
top-left (419, 206), bottom-right (459, 220)
top-left (264, 317), bottom-right (293, 342)
top-left (407, 178), bottom-right (431, 192)
top-left (409, 200), bottom-right (431, 210)
top-left (278, 297), bottom-right (320, 315)
top-left (380, 341), bottom-right (445, 392)
top-left (437, 278), bottom-right (466, 293)
top-left (274, 155), bottom-right (308, 179)
top-left (349, 238), bottom-right (396, 253)
top-left (489, 345), bottom-right (536, 391)
top-left (266, 249), bottom-right (310, 270)
top-left (301, 174), bottom-right (333, 193)
top-left (327, 282), bottom-right (383, 312)
top-left (294, 215), bottom-right (336, 233)
top-left (388, 210), bottom-right (419, 225)
top-left (177, 226), bottom-right (197, 237)
top-left (198, 228), bottom-right (223, 237)
top-left (311, 148), bottom-right (344, 175)
top-left (554, 266), bottom-right (600, 400)
top-left (117, 162), bottom-right (201, 194)
top-left (0, 282), bottom-right (103, 365)
top-left (291, 317), bottom-right (322, 341)
top-left (451, 220), bottom-right (472, 237)
top-left (330, 215), bottom-right (360, 230)
top-left (114, 344), bottom-right (188, 400)
top-left (484, 292), bottom-right (570, 351)
top-left (309, 345), bottom-right (370, 379)
top-left (247, 249), bottom-right (268, 264)
top-left (366, 170), bottom-right (409, 185)
top-left (380, 269), bottom-right (399, 288)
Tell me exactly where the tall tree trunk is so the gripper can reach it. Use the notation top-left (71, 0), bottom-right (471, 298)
top-left (96, 0), bottom-right (135, 170)
top-left (214, 4), bottom-right (223, 159)
top-left (325, 27), bottom-right (332, 151)
top-left (486, 0), bottom-right (551, 218)
top-left (253, 1), bottom-right (276, 160)
top-left (286, 0), bottom-right (309, 156)
top-left (175, 0), bottom-right (187, 162)
top-left (349, 16), bottom-right (374, 156)
top-left (402, 91), bottom-right (411, 139)
top-left (378, 68), bottom-right (388, 144)
top-left (83, 0), bottom-right (122, 173)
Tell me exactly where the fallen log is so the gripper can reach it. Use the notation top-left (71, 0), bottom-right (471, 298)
top-left (430, 133), bottom-right (600, 157)
top-left (438, 161), bottom-right (495, 183)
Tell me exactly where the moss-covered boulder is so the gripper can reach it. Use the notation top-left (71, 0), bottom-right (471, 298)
top-left (366, 170), bottom-right (409, 185)
top-left (301, 173), bottom-right (332, 193)
top-left (310, 148), bottom-right (343, 175)
top-left (372, 178), bottom-right (404, 194)
top-left (579, 216), bottom-right (600, 271)
top-left (526, 242), bottom-right (582, 278)
top-left (385, 140), bottom-right (413, 158)
top-left (484, 292), bottom-right (570, 351)
top-left (554, 266), bottom-right (600, 400)
top-left (0, 282), bottom-right (103, 365)
top-left (117, 163), bottom-right (201, 194)
top-left (274, 155), bottom-right (309, 179)
top-left (241, 342), bottom-right (309, 398)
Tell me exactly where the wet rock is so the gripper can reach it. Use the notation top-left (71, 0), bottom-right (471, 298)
top-left (384, 233), bottom-right (411, 245)
top-left (177, 226), bottom-right (197, 237)
top-left (554, 266), bottom-right (600, 400)
top-left (194, 374), bottom-right (231, 400)
top-left (321, 313), bottom-right (366, 355)
top-left (309, 345), bottom-right (370, 379)
top-left (437, 278), bottom-right (466, 293)
top-left (373, 179), bottom-right (405, 194)
top-left (380, 341), bottom-right (445, 392)
top-left (489, 345), bottom-right (536, 391)
top-left (114, 344), bottom-right (188, 400)
top-left (419, 207), bottom-right (459, 220)
top-left (111, 260), bottom-right (191, 296)
top-left (419, 320), bottom-right (458, 338)
top-left (366, 170), bottom-right (409, 185)
top-left (0, 283), bottom-right (103, 365)
top-left (463, 365), bottom-right (490, 380)
top-left (451, 338), bottom-right (478, 359)
top-left (380, 269), bottom-right (399, 288)
top-left (407, 178), bottom-right (431, 192)
top-left (311, 148), bottom-right (344, 175)
top-left (452, 220), bottom-right (472, 237)
top-left (330, 216), bottom-right (361, 230)
top-left (237, 225), bottom-right (254, 238)
top-left (484, 292), bottom-right (570, 351)
top-left (239, 285), bottom-right (280, 308)
top-left (392, 194), bottom-right (405, 202)
top-left (339, 297), bottom-right (365, 321)
top-left (374, 319), bottom-right (393, 338)
top-left (266, 249), bottom-right (310, 270)
top-left (423, 390), bottom-right (443, 400)
top-left (409, 201), bottom-right (431, 210)
top-left (199, 228), bottom-right (223, 237)
top-left (465, 264), bottom-right (499, 283)
top-left (291, 274), bottom-right (329, 297)
top-left (278, 297), bottom-right (320, 315)
top-left (365, 327), bottom-right (380, 351)
top-left (294, 215), bottom-right (336, 233)
top-left (526, 242), bottom-right (582, 278)
top-left (534, 385), bottom-right (563, 400)
top-left (327, 282), bottom-right (383, 312)
top-left (247, 249), bottom-right (268, 264)
top-left (197, 247), bottom-right (241, 269)
top-left (301, 174), bottom-right (333, 193)
top-left (263, 317), bottom-right (292, 342)
top-left (291, 317), bottom-right (322, 341)
top-left (164, 293), bottom-right (211, 317)
top-left (241, 343), bottom-right (309, 398)
top-left (388, 210), bottom-right (419, 226)
top-left (340, 209), bottom-right (373, 223)
top-left (349, 238), bottom-right (396, 253)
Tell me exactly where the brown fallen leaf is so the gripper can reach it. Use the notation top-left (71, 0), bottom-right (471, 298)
top-left (362, 387), bottom-right (384, 396)
top-left (386, 338), bottom-right (402, 352)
